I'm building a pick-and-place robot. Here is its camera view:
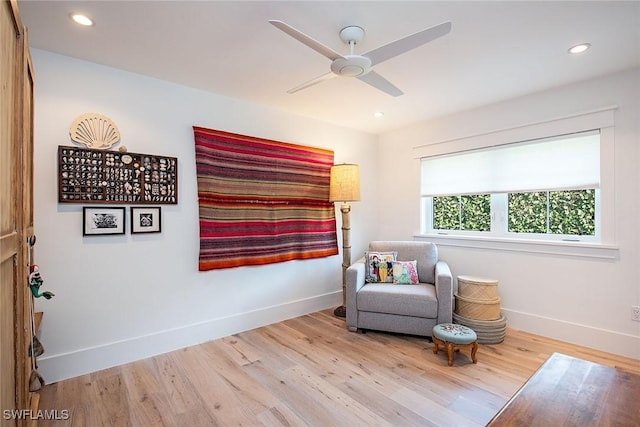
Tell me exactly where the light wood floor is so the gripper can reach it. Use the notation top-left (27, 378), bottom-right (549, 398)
top-left (38, 309), bottom-right (640, 426)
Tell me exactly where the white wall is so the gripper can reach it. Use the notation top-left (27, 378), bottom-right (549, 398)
top-left (32, 49), bottom-right (639, 384)
top-left (32, 49), bottom-right (379, 383)
top-left (378, 67), bottom-right (640, 359)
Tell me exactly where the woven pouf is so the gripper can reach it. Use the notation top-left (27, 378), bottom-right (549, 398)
top-left (432, 323), bottom-right (478, 366)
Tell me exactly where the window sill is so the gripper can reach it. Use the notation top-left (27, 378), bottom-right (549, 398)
top-left (414, 234), bottom-right (619, 260)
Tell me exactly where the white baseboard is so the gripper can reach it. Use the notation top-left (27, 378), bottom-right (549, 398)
top-left (38, 291), bottom-right (342, 383)
top-left (502, 308), bottom-right (640, 359)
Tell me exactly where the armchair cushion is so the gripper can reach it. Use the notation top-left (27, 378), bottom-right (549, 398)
top-left (357, 283), bottom-right (438, 318)
top-left (364, 251), bottom-right (397, 283)
top-left (392, 260), bottom-right (419, 284)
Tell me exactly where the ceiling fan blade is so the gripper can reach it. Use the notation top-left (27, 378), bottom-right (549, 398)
top-left (287, 72), bottom-right (336, 94)
top-left (269, 20), bottom-right (344, 61)
top-left (363, 21), bottom-right (452, 66)
top-left (357, 71), bottom-right (403, 97)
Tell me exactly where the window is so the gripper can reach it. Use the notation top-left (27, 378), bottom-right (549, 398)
top-left (421, 130), bottom-right (600, 241)
top-left (509, 189), bottom-right (596, 236)
top-left (433, 194), bottom-right (490, 231)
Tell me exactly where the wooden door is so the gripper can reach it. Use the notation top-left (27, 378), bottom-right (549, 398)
top-left (1, 1), bottom-right (33, 425)
top-left (1, 0), bottom-right (21, 422)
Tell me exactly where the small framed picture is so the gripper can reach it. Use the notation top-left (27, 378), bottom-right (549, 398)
top-left (131, 207), bottom-right (162, 234)
top-left (83, 207), bottom-right (126, 236)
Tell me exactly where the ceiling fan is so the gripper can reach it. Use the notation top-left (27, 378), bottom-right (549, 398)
top-left (269, 20), bottom-right (452, 97)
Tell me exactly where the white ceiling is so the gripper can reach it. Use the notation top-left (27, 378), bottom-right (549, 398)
top-left (18, 1), bottom-right (640, 134)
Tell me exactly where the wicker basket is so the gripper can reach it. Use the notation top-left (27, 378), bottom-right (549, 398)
top-left (455, 293), bottom-right (501, 320)
top-left (453, 312), bottom-right (507, 344)
top-left (457, 275), bottom-right (499, 301)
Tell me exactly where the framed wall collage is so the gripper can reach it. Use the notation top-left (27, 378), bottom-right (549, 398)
top-left (58, 145), bottom-right (174, 236)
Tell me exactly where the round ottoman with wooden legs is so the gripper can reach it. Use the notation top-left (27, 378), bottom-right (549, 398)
top-left (432, 323), bottom-right (478, 366)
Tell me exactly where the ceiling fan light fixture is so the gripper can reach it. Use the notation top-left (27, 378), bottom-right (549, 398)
top-left (330, 56), bottom-right (372, 77)
top-left (70, 13), bottom-right (94, 27)
top-left (568, 43), bottom-right (590, 54)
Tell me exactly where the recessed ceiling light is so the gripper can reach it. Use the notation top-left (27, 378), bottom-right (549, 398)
top-left (568, 43), bottom-right (590, 54)
top-left (373, 112), bottom-right (384, 118)
top-left (70, 13), bottom-right (94, 27)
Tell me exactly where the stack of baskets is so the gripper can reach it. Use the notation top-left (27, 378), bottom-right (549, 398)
top-left (453, 275), bottom-right (507, 344)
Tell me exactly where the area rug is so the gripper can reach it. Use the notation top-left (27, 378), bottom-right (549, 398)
top-left (193, 126), bottom-right (338, 270)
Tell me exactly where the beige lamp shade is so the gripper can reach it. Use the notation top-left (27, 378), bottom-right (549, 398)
top-left (329, 164), bottom-right (360, 202)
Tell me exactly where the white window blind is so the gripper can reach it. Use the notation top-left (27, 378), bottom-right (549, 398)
top-left (420, 130), bottom-right (600, 196)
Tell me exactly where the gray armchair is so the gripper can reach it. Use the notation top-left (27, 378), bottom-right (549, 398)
top-left (346, 241), bottom-right (453, 337)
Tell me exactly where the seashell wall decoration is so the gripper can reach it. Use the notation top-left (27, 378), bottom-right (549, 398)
top-left (57, 145), bottom-right (178, 204)
top-left (69, 113), bottom-right (121, 149)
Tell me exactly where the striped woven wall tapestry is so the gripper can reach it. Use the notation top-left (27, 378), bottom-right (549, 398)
top-left (193, 126), bottom-right (338, 271)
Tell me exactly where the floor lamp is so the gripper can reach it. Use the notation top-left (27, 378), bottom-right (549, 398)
top-left (329, 164), bottom-right (360, 318)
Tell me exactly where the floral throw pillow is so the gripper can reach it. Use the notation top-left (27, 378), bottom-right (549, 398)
top-left (392, 260), bottom-right (419, 284)
top-left (365, 251), bottom-right (397, 283)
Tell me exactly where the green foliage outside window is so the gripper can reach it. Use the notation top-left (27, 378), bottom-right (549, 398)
top-left (433, 190), bottom-right (595, 236)
top-left (433, 196), bottom-right (459, 230)
top-left (461, 195), bottom-right (491, 231)
top-left (508, 189), bottom-right (595, 235)
top-left (433, 194), bottom-right (490, 231)
top-left (508, 192), bottom-right (547, 233)
top-left (549, 190), bottom-right (595, 235)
